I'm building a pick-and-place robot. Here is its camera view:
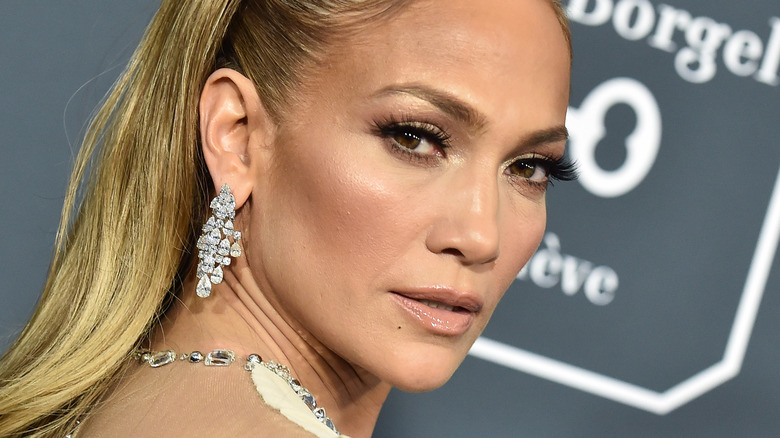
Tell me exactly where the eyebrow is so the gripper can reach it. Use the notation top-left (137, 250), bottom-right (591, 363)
top-left (373, 84), bottom-right (569, 149)
top-left (374, 84), bottom-right (488, 132)
top-left (519, 125), bottom-right (569, 149)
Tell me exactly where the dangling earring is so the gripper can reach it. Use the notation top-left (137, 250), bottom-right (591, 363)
top-left (195, 184), bottom-right (243, 298)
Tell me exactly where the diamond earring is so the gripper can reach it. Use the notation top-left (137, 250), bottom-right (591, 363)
top-left (195, 184), bottom-right (243, 298)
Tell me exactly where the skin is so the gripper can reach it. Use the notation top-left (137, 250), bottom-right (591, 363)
top-left (82, 1), bottom-right (571, 437)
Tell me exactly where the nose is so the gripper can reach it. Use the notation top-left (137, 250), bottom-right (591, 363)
top-left (425, 166), bottom-right (501, 266)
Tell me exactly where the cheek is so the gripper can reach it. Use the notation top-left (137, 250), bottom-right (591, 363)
top-left (254, 123), bottom-right (549, 336)
top-left (257, 129), bottom-right (423, 301)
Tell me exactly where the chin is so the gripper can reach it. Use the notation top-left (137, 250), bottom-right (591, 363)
top-left (381, 345), bottom-right (467, 393)
top-left (393, 373), bottom-right (455, 393)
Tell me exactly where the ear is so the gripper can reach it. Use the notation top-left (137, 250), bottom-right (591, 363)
top-left (199, 68), bottom-right (270, 208)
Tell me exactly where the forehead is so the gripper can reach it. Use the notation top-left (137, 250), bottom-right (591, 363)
top-left (297, 0), bottom-right (571, 126)
top-left (369, 0), bottom-right (569, 62)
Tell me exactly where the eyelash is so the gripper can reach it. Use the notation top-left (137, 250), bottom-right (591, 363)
top-left (371, 116), bottom-right (578, 190)
top-left (372, 116), bottom-right (451, 164)
top-left (506, 155), bottom-right (578, 191)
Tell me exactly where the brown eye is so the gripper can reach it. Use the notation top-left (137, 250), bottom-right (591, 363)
top-left (376, 121), bottom-right (449, 157)
top-left (390, 129), bottom-right (438, 155)
top-left (508, 160), bottom-right (547, 181)
top-left (394, 132), bottom-right (422, 150)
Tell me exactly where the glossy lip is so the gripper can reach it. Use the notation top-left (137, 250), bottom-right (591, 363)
top-left (390, 286), bottom-right (483, 336)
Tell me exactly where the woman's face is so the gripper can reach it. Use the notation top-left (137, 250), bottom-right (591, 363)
top-left (247, 0), bottom-right (571, 391)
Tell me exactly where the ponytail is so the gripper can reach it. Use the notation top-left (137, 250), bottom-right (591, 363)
top-left (0, 3), bottom-right (242, 436)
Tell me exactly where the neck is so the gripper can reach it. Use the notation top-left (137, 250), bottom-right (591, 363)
top-left (153, 264), bottom-right (391, 438)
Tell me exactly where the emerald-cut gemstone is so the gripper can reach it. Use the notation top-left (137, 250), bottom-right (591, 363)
top-left (148, 350), bottom-right (176, 368)
top-left (204, 349), bottom-right (235, 366)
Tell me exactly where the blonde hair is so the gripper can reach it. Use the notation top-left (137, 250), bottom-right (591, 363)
top-left (0, 1), bottom-right (571, 436)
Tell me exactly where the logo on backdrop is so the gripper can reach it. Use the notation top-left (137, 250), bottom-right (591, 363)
top-left (567, 77), bottom-right (661, 198)
top-left (564, 0), bottom-right (780, 86)
top-left (471, 0), bottom-right (780, 416)
top-left (517, 232), bottom-right (619, 306)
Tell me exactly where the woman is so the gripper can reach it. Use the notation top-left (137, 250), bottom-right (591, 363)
top-left (0, 0), bottom-right (574, 436)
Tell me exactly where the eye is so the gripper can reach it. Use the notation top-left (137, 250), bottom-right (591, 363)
top-left (506, 155), bottom-right (577, 186)
top-left (373, 118), bottom-right (451, 162)
top-left (391, 129), bottom-right (439, 155)
top-left (507, 158), bottom-right (549, 182)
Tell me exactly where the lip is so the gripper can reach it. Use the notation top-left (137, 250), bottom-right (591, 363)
top-left (390, 287), bottom-right (483, 336)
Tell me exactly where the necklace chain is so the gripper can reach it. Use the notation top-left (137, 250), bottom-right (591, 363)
top-left (136, 348), bottom-right (340, 435)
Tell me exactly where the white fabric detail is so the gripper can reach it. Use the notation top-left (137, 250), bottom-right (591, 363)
top-left (250, 364), bottom-right (345, 437)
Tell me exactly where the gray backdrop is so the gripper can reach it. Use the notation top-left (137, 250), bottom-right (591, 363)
top-left (2, 1), bottom-right (778, 437)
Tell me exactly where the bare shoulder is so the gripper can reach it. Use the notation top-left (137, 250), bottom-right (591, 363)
top-left (77, 362), bottom-right (314, 437)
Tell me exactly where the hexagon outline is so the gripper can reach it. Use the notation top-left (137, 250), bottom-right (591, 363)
top-left (468, 166), bottom-right (780, 415)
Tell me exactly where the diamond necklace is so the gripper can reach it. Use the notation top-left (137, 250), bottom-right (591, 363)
top-left (136, 348), bottom-right (340, 435)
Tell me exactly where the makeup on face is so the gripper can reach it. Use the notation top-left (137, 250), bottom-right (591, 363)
top-left (247, 0), bottom-right (573, 391)
top-left (390, 286), bottom-right (483, 336)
